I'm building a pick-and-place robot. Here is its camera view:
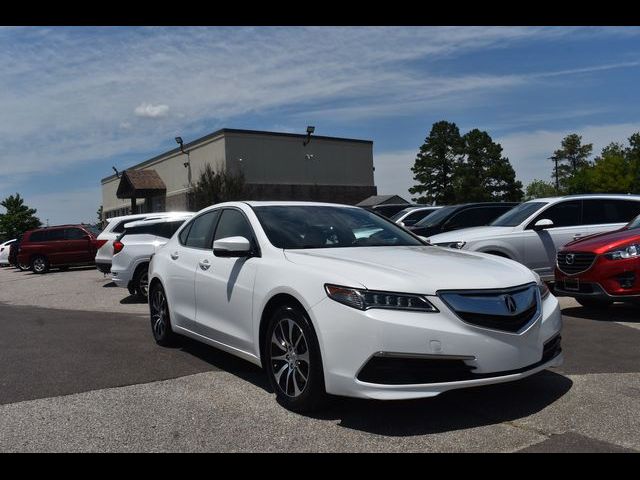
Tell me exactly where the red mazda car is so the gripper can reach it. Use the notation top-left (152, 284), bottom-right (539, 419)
top-left (17, 224), bottom-right (105, 274)
top-left (555, 214), bottom-right (640, 308)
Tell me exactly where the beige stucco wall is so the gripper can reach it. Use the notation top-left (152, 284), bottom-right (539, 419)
top-left (224, 133), bottom-right (374, 186)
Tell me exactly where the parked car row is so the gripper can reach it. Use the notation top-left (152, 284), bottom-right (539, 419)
top-left (3, 194), bottom-right (638, 413)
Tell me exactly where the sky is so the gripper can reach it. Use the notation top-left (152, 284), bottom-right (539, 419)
top-left (1, 26), bottom-right (640, 225)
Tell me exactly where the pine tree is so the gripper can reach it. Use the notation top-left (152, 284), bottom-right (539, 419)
top-left (409, 121), bottom-right (463, 204)
top-left (0, 194), bottom-right (42, 241)
top-left (549, 134), bottom-right (593, 192)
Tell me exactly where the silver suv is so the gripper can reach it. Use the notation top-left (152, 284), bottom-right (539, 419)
top-left (427, 194), bottom-right (640, 281)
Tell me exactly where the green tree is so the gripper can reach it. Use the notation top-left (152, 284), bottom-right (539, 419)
top-left (191, 164), bottom-right (246, 211)
top-left (96, 205), bottom-right (104, 228)
top-left (455, 129), bottom-right (523, 202)
top-left (0, 193), bottom-right (42, 241)
top-left (549, 133), bottom-right (593, 192)
top-left (524, 179), bottom-right (557, 200)
top-left (409, 121), bottom-right (463, 204)
top-left (586, 142), bottom-right (635, 193)
top-left (626, 133), bottom-right (640, 192)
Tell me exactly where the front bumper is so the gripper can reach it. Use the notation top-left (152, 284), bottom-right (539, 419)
top-left (309, 293), bottom-right (563, 400)
top-left (554, 256), bottom-right (640, 299)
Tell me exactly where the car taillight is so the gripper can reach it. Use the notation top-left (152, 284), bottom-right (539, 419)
top-left (96, 239), bottom-right (108, 249)
top-left (113, 240), bottom-right (124, 254)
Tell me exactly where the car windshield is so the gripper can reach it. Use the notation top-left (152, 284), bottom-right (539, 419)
top-left (627, 214), bottom-right (640, 229)
top-left (253, 205), bottom-right (425, 249)
top-left (413, 205), bottom-right (457, 227)
top-left (490, 202), bottom-right (545, 227)
top-left (389, 207), bottom-right (418, 222)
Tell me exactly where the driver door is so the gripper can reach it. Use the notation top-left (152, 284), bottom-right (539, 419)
top-left (193, 208), bottom-right (259, 353)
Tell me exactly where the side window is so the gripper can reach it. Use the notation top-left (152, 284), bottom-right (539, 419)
top-left (48, 229), bottom-right (66, 241)
top-left (443, 207), bottom-right (502, 231)
top-left (29, 231), bottom-right (46, 242)
top-left (583, 199), bottom-right (640, 225)
top-left (178, 221), bottom-right (193, 245)
top-left (158, 221), bottom-right (187, 239)
top-left (404, 210), bottom-right (431, 224)
top-left (112, 220), bottom-right (128, 234)
top-left (527, 200), bottom-right (582, 229)
top-left (185, 210), bottom-right (221, 249)
top-left (214, 209), bottom-right (255, 243)
top-left (64, 228), bottom-right (85, 240)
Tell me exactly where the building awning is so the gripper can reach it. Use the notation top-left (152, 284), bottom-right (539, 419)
top-left (116, 169), bottom-right (166, 199)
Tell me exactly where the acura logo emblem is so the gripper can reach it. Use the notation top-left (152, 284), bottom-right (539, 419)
top-left (566, 253), bottom-right (575, 265)
top-left (504, 294), bottom-right (517, 313)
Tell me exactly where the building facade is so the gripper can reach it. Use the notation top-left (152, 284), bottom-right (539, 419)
top-left (101, 128), bottom-right (377, 219)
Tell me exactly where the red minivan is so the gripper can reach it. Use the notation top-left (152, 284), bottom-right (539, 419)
top-left (555, 214), bottom-right (640, 308)
top-left (17, 224), bottom-right (105, 273)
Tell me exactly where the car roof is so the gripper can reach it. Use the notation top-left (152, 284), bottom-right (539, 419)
top-left (124, 213), bottom-right (194, 229)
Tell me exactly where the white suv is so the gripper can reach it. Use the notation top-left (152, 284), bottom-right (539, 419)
top-left (427, 194), bottom-right (640, 281)
top-left (111, 213), bottom-right (193, 297)
top-left (95, 212), bottom-right (191, 273)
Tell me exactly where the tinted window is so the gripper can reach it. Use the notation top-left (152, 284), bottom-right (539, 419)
top-left (528, 200), bottom-right (582, 229)
top-left (157, 220), bottom-right (187, 239)
top-left (123, 224), bottom-right (155, 237)
top-left (28, 231), bottom-right (47, 242)
top-left (253, 206), bottom-right (424, 249)
top-left (491, 202), bottom-right (544, 227)
top-left (582, 199), bottom-right (640, 225)
top-left (64, 228), bottom-right (86, 240)
top-left (214, 209), bottom-right (255, 243)
top-left (178, 221), bottom-right (192, 245)
top-left (443, 206), bottom-right (511, 231)
top-left (414, 205), bottom-right (457, 227)
top-left (185, 210), bottom-right (220, 249)
top-left (628, 214), bottom-right (640, 229)
top-left (48, 229), bottom-right (66, 241)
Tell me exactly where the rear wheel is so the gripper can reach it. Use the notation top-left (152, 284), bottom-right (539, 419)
top-left (133, 263), bottom-right (150, 298)
top-left (264, 305), bottom-right (327, 413)
top-left (149, 282), bottom-right (179, 346)
top-left (576, 297), bottom-right (613, 309)
top-left (31, 256), bottom-right (49, 274)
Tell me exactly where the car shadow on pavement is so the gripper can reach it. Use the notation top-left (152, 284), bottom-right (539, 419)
top-left (23, 266), bottom-right (97, 275)
top-left (175, 336), bottom-right (273, 392)
top-left (173, 333), bottom-right (572, 434)
top-left (562, 304), bottom-right (640, 323)
top-left (120, 295), bottom-right (148, 304)
top-left (310, 371), bottom-right (573, 436)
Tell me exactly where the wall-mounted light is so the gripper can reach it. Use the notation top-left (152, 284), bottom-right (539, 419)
top-left (303, 125), bottom-right (315, 146)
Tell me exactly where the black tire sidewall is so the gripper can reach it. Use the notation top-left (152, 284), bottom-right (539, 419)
top-left (149, 282), bottom-right (178, 346)
top-left (264, 305), bottom-right (326, 412)
top-left (134, 263), bottom-right (150, 298)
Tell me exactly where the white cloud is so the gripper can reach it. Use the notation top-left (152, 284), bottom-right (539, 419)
top-left (134, 103), bottom-right (170, 118)
top-left (0, 26), bottom-right (611, 182)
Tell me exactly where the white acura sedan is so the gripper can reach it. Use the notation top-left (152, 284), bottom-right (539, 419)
top-left (148, 201), bottom-right (563, 412)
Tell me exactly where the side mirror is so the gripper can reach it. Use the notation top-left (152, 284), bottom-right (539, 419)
top-left (213, 236), bottom-right (252, 257)
top-left (533, 219), bottom-right (554, 231)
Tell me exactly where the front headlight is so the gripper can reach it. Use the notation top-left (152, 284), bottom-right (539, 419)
top-left (433, 241), bottom-right (466, 249)
top-left (531, 270), bottom-right (550, 300)
top-left (605, 244), bottom-right (640, 260)
top-left (324, 284), bottom-right (438, 312)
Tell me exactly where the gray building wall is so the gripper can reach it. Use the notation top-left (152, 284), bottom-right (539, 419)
top-left (101, 129), bottom-right (376, 219)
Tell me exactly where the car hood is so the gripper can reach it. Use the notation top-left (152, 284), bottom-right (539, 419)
top-left (426, 226), bottom-right (517, 244)
top-left (562, 227), bottom-right (640, 254)
top-left (284, 245), bottom-right (535, 294)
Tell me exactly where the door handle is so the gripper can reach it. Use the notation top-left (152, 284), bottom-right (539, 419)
top-left (170, 252), bottom-right (179, 260)
top-left (199, 259), bottom-right (211, 270)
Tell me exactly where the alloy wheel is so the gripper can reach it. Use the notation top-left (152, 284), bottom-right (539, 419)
top-left (33, 258), bottom-right (46, 273)
top-left (139, 272), bottom-right (149, 297)
top-left (151, 288), bottom-right (168, 339)
top-left (270, 317), bottom-right (310, 398)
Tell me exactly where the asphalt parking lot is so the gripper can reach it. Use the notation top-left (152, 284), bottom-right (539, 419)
top-left (0, 265), bottom-right (639, 452)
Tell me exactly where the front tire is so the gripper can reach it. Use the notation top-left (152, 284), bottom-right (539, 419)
top-left (576, 297), bottom-right (613, 309)
top-left (264, 305), bottom-right (327, 413)
top-left (31, 256), bottom-right (49, 274)
top-left (149, 282), bottom-right (179, 346)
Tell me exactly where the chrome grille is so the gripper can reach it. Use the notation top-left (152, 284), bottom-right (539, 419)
top-left (438, 283), bottom-right (539, 333)
top-left (557, 251), bottom-right (596, 275)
